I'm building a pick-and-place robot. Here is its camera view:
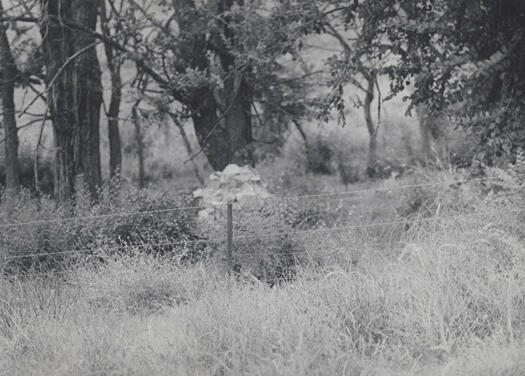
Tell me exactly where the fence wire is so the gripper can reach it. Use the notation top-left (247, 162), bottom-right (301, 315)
top-left (1, 172), bottom-right (523, 270)
top-left (0, 205), bottom-right (202, 229)
top-left (1, 206), bottom-right (520, 262)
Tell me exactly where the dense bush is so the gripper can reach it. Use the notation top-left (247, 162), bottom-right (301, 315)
top-left (277, 114), bottom-right (419, 185)
top-left (392, 165), bottom-right (525, 248)
top-left (285, 126), bottom-right (368, 180)
top-left (224, 194), bottom-right (361, 283)
top-left (0, 185), bottom-right (207, 274)
top-left (306, 134), bottom-right (335, 175)
top-left (201, 199), bottom-right (305, 284)
top-left (0, 146), bottom-right (54, 195)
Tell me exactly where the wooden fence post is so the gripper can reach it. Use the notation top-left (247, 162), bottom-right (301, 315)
top-left (226, 201), bottom-right (233, 276)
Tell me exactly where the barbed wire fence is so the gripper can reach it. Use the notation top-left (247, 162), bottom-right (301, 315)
top-left (0, 172), bottom-right (523, 282)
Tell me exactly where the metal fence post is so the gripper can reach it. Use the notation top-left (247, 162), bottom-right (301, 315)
top-left (226, 201), bottom-right (233, 276)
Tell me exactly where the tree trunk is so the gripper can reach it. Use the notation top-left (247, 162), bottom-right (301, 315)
top-left (292, 119), bottom-right (309, 149)
top-left (100, 0), bottom-right (122, 179)
top-left (168, 112), bottom-right (205, 186)
top-left (132, 103), bottom-right (145, 189)
top-left (191, 93), bottom-right (253, 171)
top-left (41, 0), bottom-right (102, 201)
top-left (416, 105), bottom-right (431, 165)
top-left (222, 72), bottom-right (254, 167)
top-left (364, 74), bottom-right (378, 178)
top-left (107, 74), bottom-right (122, 179)
top-left (214, 0), bottom-right (254, 168)
top-left (190, 80), bottom-right (253, 171)
top-left (190, 88), bottom-right (228, 171)
top-left (0, 5), bottom-right (19, 191)
top-left (174, 0), bottom-right (254, 172)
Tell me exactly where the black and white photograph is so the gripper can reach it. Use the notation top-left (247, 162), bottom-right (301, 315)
top-left (1, 0), bottom-right (525, 374)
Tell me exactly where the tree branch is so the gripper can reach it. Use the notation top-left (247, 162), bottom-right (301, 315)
top-left (18, 41), bottom-right (101, 117)
top-left (0, 16), bottom-right (39, 23)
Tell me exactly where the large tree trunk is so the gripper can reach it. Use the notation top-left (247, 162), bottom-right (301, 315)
top-left (364, 74), bottom-right (378, 178)
top-left (175, 0), bottom-right (254, 172)
top-left (100, 0), bottom-right (122, 179)
top-left (191, 79), bottom-right (254, 171)
top-left (222, 73), bottom-right (254, 167)
top-left (190, 88), bottom-right (230, 171)
top-left (215, 0), bottom-right (254, 168)
top-left (0, 4), bottom-right (20, 191)
top-left (41, 0), bottom-right (103, 201)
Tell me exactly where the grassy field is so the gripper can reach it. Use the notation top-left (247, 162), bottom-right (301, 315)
top-left (1, 169), bottom-right (525, 375)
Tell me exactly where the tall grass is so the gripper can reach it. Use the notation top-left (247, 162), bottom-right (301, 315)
top-left (1, 168), bottom-right (525, 375)
top-left (0, 184), bottom-right (205, 273)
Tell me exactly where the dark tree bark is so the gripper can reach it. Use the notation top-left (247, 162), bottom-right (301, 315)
top-left (416, 105), bottom-right (432, 165)
top-left (213, 0), bottom-right (254, 168)
top-left (41, 0), bottom-right (103, 201)
top-left (364, 74), bottom-right (378, 178)
top-left (100, 0), bottom-right (122, 179)
top-left (168, 112), bottom-right (205, 186)
top-left (292, 119), bottom-right (309, 149)
top-left (190, 78), bottom-right (254, 171)
top-left (174, 0), bottom-right (254, 171)
top-left (223, 73), bottom-right (254, 167)
top-left (190, 88), bottom-right (229, 171)
top-left (0, 2), bottom-right (20, 191)
top-left (131, 102), bottom-right (145, 189)
top-left (106, 72), bottom-right (122, 179)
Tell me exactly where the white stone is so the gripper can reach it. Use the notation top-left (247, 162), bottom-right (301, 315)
top-left (193, 164), bottom-right (273, 227)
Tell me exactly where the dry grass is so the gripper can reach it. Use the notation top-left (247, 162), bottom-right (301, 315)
top-left (1, 196), bottom-right (525, 375)
top-left (1, 167), bottom-right (525, 375)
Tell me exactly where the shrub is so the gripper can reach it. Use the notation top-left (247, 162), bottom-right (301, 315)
top-left (0, 185), bottom-right (207, 275)
top-left (201, 198), bottom-right (305, 284)
top-left (394, 168), bottom-right (482, 220)
top-left (276, 118), bottom-right (413, 184)
top-left (306, 134), bottom-right (335, 175)
top-left (282, 125), bottom-right (369, 179)
top-left (0, 146), bottom-right (54, 195)
top-left (223, 194), bottom-right (362, 283)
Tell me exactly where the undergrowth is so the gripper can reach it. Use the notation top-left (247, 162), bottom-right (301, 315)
top-left (1, 167), bottom-right (525, 375)
top-left (0, 184), bottom-right (206, 274)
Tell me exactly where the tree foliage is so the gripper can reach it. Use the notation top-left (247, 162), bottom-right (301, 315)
top-left (3, 0), bottom-right (525, 197)
top-left (330, 0), bottom-right (525, 161)
top-left (279, 0), bottom-right (525, 163)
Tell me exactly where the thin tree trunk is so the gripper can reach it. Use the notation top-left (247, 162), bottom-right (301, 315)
top-left (364, 74), bottom-right (378, 178)
top-left (100, 0), bottom-right (122, 179)
top-left (168, 112), bottom-right (205, 186)
top-left (41, 0), bottom-right (103, 201)
top-left (34, 111), bottom-right (47, 194)
top-left (132, 103), bottom-right (145, 189)
top-left (416, 105), bottom-right (431, 165)
top-left (107, 75), bottom-right (122, 178)
top-left (0, 3), bottom-right (19, 191)
top-left (292, 119), bottom-right (308, 148)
